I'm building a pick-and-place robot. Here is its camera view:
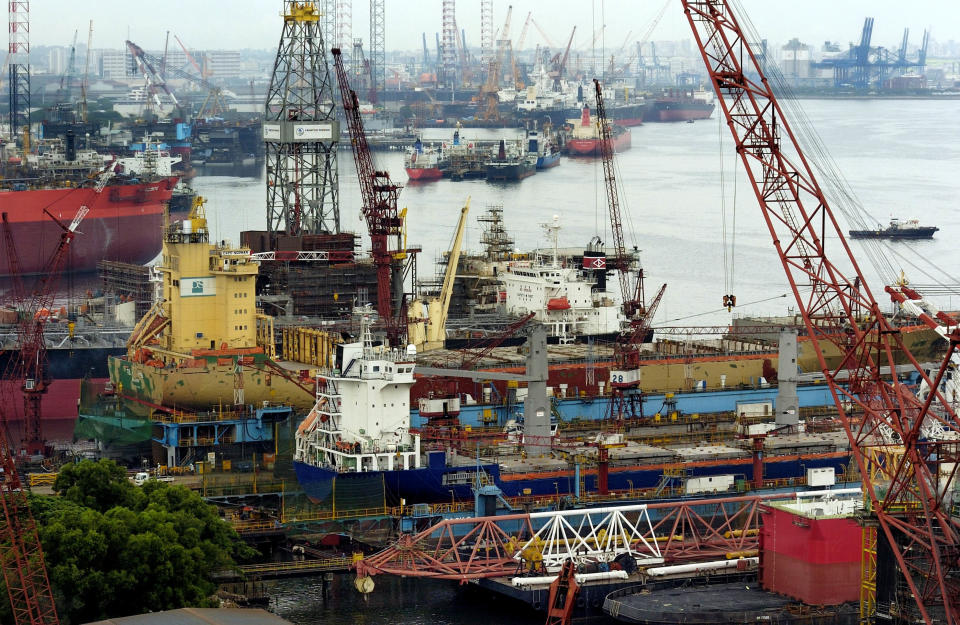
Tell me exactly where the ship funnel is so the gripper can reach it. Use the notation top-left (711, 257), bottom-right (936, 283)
top-left (498, 139), bottom-right (506, 160)
top-left (65, 129), bottom-right (77, 162)
top-left (581, 106), bottom-right (591, 127)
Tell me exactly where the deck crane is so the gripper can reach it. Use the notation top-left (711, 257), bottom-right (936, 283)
top-left (593, 78), bottom-right (664, 421)
top-left (332, 48), bottom-right (408, 346)
top-left (682, 1), bottom-right (960, 622)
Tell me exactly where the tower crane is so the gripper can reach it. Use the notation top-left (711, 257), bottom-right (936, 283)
top-left (332, 48), bottom-right (409, 345)
top-left (592, 78), bottom-right (664, 421)
top-left (480, 4), bottom-right (512, 120)
top-left (682, 1), bottom-right (959, 623)
top-left (512, 12), bottom-right (532, 89)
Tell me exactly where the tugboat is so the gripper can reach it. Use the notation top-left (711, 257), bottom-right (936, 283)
top-left (848, 218), bottom-right (938, 239)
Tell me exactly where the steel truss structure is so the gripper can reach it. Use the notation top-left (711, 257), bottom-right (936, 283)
top-left (681, 2), bottom-right (960, 622)
top-left (7, 1), bottom-right (30, 136)
top-left (264, 1), bottom-right (340, 238)
top-left (354, 494), bottom-right (825, 583)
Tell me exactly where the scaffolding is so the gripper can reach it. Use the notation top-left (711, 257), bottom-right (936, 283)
top-left (98, 260), bottom-right (155, 320)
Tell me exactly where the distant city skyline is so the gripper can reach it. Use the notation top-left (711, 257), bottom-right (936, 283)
top-left (31, 1), bottom-right (960, 54)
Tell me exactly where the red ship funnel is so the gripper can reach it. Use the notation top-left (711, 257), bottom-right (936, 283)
top-left (581, 106), bottom-right (591, 127)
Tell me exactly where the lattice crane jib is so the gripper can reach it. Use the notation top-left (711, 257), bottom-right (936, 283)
top-left (331, 48), bottom-right (407, 345)
top-left (264, 1), bottom-right (340, 239)
top-left (681, 2), bottom-right (960, 622)
top-left (8, 0), bottom-right (30, 140)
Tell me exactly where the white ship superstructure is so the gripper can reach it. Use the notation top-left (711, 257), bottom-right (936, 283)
top-left (294, 317), bottom-right (421, 474)
top-left (501, 217), bottom-right (623, 342)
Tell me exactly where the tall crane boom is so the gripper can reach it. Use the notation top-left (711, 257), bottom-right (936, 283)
top-left (332, 48), bottom-right (406, 344)
top-left (682, 2), bottom-right (960, 623)
top-left (594, 79), bottom-right (642, 319)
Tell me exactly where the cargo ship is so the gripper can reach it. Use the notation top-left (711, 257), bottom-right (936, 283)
top-left (848, 218), bottom-right (938, 239)
top-left (292, 324), bottom-right (856, 506)
top-left (527, 127), bottom-right (561, 169)
top-left (0, 138), bottom-right (178, 276)
top-left (499, 217), bottom-right (622, 343)
top-left (643, 88), bottom-right (715, 122)
top-left (105, 196), bottom-right (318, 417)
top-left (566, 107), bottom-right (631, 156)
top-left (486, 139), bottom-right (537, 181)
top-left (404, 137), bottom-right (445, 181)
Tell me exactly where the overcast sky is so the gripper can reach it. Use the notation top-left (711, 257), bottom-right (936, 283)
top-left (32, 1), bottom-right (959, 53)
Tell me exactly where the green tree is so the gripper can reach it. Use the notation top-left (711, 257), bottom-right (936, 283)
top-left (53, 459), bottom-right (140, 512)
top-left (20, 460), bottom-right (254, 624)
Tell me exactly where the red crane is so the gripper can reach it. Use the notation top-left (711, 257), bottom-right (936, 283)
top-left (0, 179), bottom-right (102, 625)
top-left (682, 1), bottom-right (959, 622)
top-left (594, 77), bottom-right (665, 421)
top-left (331, 47), bottom-right (407, 345)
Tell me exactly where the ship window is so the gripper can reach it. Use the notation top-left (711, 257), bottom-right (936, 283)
top-left (373, 365), bottom-right (380, 372)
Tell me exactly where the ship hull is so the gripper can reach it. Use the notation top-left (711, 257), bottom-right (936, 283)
top-left (405, 166), bottom-right (443, 181)
top-left (848, 227), bottom-right (937, 239)
top-left (0, 346), bottom-right (123, 422)
top-left (536, 151), bottom-right (561, 169)
top-left (486, 160), bottom-right (536, 181)
top-left (108, 355), bottom-right (316, 415)
top-left (0, 178), bottom-right (177, 275)
top-left (567, 128), bottom-right (632, 156)
top-left (644, 101), bottom-right (714, 122)
top-left (294, 450), bottom-right (852, 505)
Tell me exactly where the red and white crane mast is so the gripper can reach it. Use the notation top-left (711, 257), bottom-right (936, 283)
top-left (331, 47), bottom-right (407, 344)
top-left (682, 1), bottom-right (959, 622)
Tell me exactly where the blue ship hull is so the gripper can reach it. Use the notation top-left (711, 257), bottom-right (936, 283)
top-left (536, 151), bottom-right (561, 169)
top-left (293, 450), bottom-right (852, 506)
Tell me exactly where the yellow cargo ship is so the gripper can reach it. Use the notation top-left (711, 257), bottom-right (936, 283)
top-left (108, 197), bottom-right (319, 415)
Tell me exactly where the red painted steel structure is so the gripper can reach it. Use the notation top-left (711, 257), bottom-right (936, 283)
top-left (0, 434), bottom-right (59, 625)
top-left (332, 47), bottom-right (406, 344)
top-left (681, 1), bottom-right (960, 622)
top-left (354, 494), bottom-right (775, 582)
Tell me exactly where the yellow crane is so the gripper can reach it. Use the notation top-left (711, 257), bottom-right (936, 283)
top-left (409, 198), bottom-right (470, 351)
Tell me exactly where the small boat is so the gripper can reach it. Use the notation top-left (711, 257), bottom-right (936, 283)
top-left (848, 218), bottom-right (938, 240)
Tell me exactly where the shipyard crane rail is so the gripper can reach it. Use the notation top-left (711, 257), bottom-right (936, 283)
top-left (681, 1), bottom-right (960, 622)
top-left (332, 48), bottom-right (407, 345)
top-left (353, 491), bottom-right (855, 589)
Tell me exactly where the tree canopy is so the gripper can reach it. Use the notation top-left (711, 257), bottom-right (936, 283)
top-left (2, 459), bottom-right (254, 625)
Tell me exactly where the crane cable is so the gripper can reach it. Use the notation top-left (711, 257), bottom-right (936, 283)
top-left (730, 0), bottom-right (960, 299)
top-left (717, 110), bottom-right (737, 306)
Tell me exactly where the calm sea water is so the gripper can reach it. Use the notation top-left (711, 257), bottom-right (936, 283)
top-left (193, 99), bottom-right (959, 622)
top-left (194, 98), bottom-right (960, 333)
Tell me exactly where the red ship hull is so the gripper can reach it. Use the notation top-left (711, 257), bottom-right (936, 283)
top-left (567, 128), bottom-right (632, 156)
top-left (0, 177), bottom-right (177, 275)
top-left (406, 167), bottom-right (443, 181)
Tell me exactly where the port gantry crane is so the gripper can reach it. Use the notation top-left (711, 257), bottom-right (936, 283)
top-left (681, 1), bottom-right (960, 622)
top-left (332, 47), bottom-right (411, 346)
top-left (592, 78), bottom-right (666, 422)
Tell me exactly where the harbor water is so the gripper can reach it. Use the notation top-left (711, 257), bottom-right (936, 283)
top-left (195, 98), bottom-right (960, 331)
top-left (189, 98), bottom-right (959, 623)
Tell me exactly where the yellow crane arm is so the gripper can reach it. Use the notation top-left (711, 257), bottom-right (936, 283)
top-left (435, 198), bottom-right (471, 339)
